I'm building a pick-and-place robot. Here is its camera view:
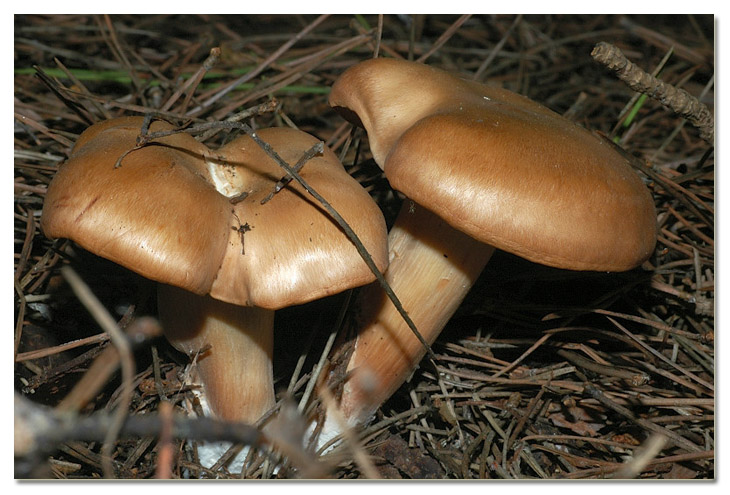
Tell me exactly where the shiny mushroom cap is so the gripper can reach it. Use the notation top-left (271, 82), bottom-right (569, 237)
top-left (41, 117), bottom-right (388, 309)
top-left (329, 58), bottom-right (657, 272)
top-left (209, 126), bottom-right (388, 308)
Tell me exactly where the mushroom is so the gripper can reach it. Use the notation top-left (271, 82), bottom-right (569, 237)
top-left (327, 58), bottom-right (657, 423)
top-left (41, 117), bottom-right (389, 456)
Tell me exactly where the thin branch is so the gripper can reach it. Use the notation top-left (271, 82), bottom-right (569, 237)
top-left (14, 393), bottom-right (262, 468)
top-left (373, 15), bottom-right (384, 59)
top-left (591, 41), bottom-right (714, 143)
top-left (261, 141), bottom-right (324, 204)
top-left (161, 46), bottom-right (221, 113)
top-left (60, 266), bottom-right (137, 479)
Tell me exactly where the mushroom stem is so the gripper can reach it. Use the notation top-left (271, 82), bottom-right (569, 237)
top-left (157, 284), bottom-right (275, 424)
top-left (340, 202), bottom-right (495, 422)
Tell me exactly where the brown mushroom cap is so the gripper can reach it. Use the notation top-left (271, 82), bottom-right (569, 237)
top-left (41, 117), bottom-right (388, 309)
top-left (209, 127), bottom-right (389, 308)
top-left (329, 58), bottom-right (657, 272)
top-left (41, 117), bottom-right (231, 294)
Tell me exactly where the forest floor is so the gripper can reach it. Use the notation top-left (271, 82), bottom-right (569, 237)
top-left (13, 14), bottom-right (714, 480)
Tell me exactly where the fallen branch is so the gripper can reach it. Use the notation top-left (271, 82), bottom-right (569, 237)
top-left (591, 41), bottom-right (714, 143)
top-left (14, 393), bottom-right (263, 478)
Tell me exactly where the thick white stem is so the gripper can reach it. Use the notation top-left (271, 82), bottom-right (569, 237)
top-left (340, 203), bottom-right (495, 422)
top-left (157, 284), bottom-right (275, 423)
